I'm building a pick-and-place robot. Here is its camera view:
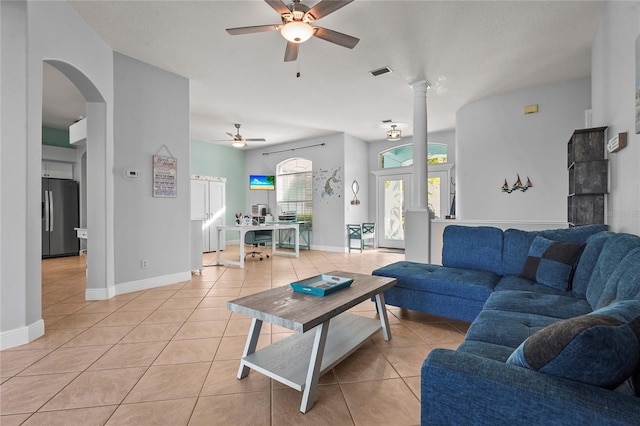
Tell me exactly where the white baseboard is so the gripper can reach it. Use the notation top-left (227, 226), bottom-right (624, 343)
top-left (85, 285), bottom-right (116, 300)
top-left (85, 270), bottom-right (192, 300)
top-left (310, 244), bottom-right (344, 253)
top-left (0, 319), bottom-right (45, 350)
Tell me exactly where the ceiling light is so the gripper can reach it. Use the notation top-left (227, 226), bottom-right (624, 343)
top-left (387, 125), bottom-right (401, 141)
top-left (280, 21), bottom-right (314, 43)
top-left (232, 141), bottom-right (246, 148)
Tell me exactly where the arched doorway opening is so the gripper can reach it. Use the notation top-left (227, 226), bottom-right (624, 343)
top-left (40, 59), bottom-right (109, 303)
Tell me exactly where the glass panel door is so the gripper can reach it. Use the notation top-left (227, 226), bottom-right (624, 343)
top-left (428, 170), bottom-right (451, 219)
top-left (377, 174), bottom-right (411, 249)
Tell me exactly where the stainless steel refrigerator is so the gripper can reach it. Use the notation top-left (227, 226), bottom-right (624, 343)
top-left (42, 178), bottom-right (79, 258)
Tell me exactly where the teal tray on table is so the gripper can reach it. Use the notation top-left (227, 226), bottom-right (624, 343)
top-left (290, 274), bottom-right (353, 296)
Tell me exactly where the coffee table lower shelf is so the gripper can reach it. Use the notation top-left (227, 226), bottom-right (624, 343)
top-left (240, 312), bottom-right (380, 391)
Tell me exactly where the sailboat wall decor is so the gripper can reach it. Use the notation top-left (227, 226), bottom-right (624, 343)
top-left (501, 174), bottom-right (532, 193)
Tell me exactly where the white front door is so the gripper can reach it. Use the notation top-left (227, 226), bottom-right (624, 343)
top-left (377, 174), bottom-right (412, 249)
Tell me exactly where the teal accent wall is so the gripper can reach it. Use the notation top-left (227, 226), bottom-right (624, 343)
top-left (190, 139), bottom-right (245, 231)
top-left (42, 127), bottom-right (70, 147)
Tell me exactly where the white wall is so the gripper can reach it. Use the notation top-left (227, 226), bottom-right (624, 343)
top-left (1, 1), bottom-right (30, 343)
top-left (344, 134), bottom-right (370, 229)
top-left (1, 0), bottom-right (115, 348)
top-left (112, 53), bottom-right (191, 288)
top-left (244, 133), bottom-right (351, 251)
top-left (455, 77), bottom-right (591, 221)
top-left (0, 1), bottom-right (191, 348)
top-left (591, 1), bottom-right (640, 235)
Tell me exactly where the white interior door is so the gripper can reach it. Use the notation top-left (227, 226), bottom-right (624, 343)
top-left (207, 181), bottom-right (225, 252)
top-left (191, 179), bottom-right (211, 252)
top-left (191, 180), bottom-right (208, 221)
top-left (191, 179), bottom-right (226, 252)
top-left (377, 174), bottom-right (412, 249)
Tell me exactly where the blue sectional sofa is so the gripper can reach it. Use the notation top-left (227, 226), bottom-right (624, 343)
top-left (372, 224), bottom-right (640, 425)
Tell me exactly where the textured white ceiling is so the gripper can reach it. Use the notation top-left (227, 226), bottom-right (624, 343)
top-left (43, 0), bottom-right (604, 148)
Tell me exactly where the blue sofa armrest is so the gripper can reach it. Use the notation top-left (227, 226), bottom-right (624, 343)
top-left (421, 349), bottom-right (640, 426)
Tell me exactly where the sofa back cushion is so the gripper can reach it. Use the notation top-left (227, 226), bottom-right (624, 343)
top-left (519, 236), bottom-right (585, 291)
top-left (572, 231), bottom-right (615, 298)
top-left (595, 247), bottom-right (640, 309)
top-left (506, 300), bottom-right (640, 389)
top-left (586, 233), bottom-right (640, 309)
top-left (502, 225), bottom-right (607, 277)
top-left (442, 225), bottom-right (503, 275)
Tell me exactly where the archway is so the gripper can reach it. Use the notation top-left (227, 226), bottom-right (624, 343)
top-left (42, 60), bottom-right (110, 300)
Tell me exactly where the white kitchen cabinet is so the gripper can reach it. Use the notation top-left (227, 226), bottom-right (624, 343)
top-left (191, 178), bottom-right (226, 252)
top-left (42, 160), bottom-right (73, 179)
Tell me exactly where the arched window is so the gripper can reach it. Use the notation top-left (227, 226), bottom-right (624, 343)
top-left (276, 158), bottom-right (312, 221)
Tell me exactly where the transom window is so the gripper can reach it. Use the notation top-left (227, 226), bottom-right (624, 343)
top-left (380, 143), bottom-right (448, 168)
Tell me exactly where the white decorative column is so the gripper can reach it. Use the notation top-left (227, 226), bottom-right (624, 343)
top-left (404, 80), bottom-right (430, 263)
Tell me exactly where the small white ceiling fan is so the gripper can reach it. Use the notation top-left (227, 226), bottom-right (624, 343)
top-left (211, 123), bottom-right (267, 148)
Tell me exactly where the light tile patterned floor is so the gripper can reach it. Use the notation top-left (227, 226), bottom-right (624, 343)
top-left (1, 248), bottom-right (469, 425)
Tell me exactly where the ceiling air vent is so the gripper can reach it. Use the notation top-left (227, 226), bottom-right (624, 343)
top-left (369, 66), bottom-right (393, 77)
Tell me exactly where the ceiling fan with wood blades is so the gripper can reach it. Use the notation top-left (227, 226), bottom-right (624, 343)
top-left (226, 0), bottom-right (359, 62)
top-left (211, 124), bottom-right (266, 148)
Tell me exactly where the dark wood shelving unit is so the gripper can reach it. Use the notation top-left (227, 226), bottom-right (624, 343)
top-left (567, 127), bottom-right (608, 226)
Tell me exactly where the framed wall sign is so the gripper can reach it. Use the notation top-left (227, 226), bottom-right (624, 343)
top-left (153, 153), bottom-right (177, 198)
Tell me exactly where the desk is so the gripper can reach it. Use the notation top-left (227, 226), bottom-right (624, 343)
top-left (274, 221), bottom-right (311, 250)
top-left (216, 223), bottom-right (299, 268)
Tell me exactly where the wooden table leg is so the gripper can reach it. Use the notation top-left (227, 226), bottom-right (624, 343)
top-left (300, 320), bottom-right (330, 413)
top-left (374, 292), bottom-right (392, 341)
top-left (237, 318), bottom-right (263, 379)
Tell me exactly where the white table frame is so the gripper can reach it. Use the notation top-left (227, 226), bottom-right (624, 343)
top-left (216, 223), bottom-right (299, 268)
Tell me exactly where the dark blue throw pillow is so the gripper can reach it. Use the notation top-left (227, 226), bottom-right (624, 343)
top-left (507, 300), bottom-right (640, 389)
top-left (520, 236), bottom-right (585, 291)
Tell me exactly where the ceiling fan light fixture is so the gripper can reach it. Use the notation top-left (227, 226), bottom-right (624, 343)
top-left (387, 125), bottom-right (402, 141)
top-left (232, 141), bottom-right (246, 148)
top-left (280, 21), bottom-right (314, 43)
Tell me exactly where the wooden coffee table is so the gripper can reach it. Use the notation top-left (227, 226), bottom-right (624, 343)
top-left (227, 271), bottom-right (397, 413)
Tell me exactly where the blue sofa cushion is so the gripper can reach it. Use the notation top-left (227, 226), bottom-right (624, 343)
top-left (457, 340), bottom-right (517, 362)
top-left (442, 225), bottom-right (503, 275)
top-left (494, 275), bottom-right (569, 295)
top-left (596, 247), bottom-right (640, 309)
top-left (483, 290), bottom-right (592, 319)
top-left (519, 236), bottom-right (585, 291)
top-left (586, 233), bottom-right (640, 309)
top-left (507, 300), bottom-right (640, 389)
top-left (466, 310), bottom-right (559, 348)
top-left (572, 231), bottom-right (615, 298)
top-left (372, 261), bottom-right (499, 302)
top-left (502, 225), bottom-right (606, 277)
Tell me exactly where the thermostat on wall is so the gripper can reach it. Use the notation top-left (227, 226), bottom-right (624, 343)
top-left (123, 169), bottom-right (141, 179)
